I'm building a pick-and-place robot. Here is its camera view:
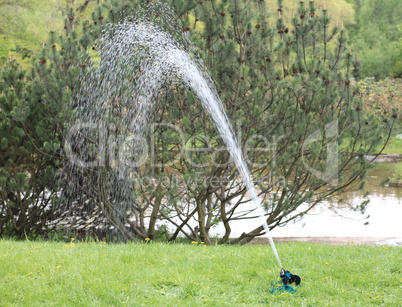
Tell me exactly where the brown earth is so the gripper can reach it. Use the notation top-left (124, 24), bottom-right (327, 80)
top-left (249, 236), bottom-right (402, 246)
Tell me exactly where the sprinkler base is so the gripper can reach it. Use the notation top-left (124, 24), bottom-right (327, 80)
top-left (270, 268), bottom-right (301, 294)
top-left (269, 284), bottom-right (297, 294)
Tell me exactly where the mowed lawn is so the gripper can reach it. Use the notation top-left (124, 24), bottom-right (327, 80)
top-left (0, 239), bottom-right (401, 306)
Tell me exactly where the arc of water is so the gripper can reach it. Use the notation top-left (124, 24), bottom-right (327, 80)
top-left (162, 27), bottom-right (283, 269)
top-left (92, 20), bottom-right (283, 268)
top-left (263, 220), bottom-right (283, 268)
top-left (181, 61), bottom-right (283, 268)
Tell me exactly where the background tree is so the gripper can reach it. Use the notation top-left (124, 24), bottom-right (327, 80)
top-left (0, 0), bottom-right (397, 241)
top-left (0, 0), bottom-right (97, 65)
top-left (0, 2), bottom-right (96, 237)
top-left (0, 57), bottom-right (64, 237)
top-left (145, 0), bottom-right (395, 244)
top-left (62, 0), bottom-right (394, 243)
top-left (346, 0), bottom-right (402, 79)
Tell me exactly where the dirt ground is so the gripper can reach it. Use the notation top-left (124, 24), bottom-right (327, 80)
top-left (250, 236), bottom-right (402, 246)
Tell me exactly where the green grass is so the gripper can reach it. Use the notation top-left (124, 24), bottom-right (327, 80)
top-left (380, 136), bottom-right (402, 155)
top-left (0, 240), bottom-right (401, 306)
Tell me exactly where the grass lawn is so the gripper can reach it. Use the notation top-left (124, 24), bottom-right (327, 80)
top-left (381, 136), bottom-right (402, 155)
top-left (0, 239), bottom-right (401, 306)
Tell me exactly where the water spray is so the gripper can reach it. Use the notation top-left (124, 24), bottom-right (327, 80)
top-left (262, 219), bottom-right (301, 293)
top-left (69, 1), bottom-right (301, 292)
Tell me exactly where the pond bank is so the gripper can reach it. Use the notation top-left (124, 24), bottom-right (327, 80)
top-left (365, 153), bottom-right (402, 163)
top-left (249, 236), bottom-right (402, 246)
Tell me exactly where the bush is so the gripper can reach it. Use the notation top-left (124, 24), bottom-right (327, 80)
top-left (0, 59), bottom-right (62, 237)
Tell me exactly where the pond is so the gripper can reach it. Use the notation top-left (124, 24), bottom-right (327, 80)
top-left (213, 160), bottom-right (402, 244)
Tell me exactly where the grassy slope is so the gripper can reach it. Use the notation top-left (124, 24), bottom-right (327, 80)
top-left (382, 136), bottom-right (402, 155)
top-left (0, 240), bottom-right (401, 306)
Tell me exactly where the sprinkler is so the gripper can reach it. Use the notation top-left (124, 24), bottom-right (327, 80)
top-left (260, 220), bottom-right (301, 293)
top-left (270, 268), bottom-right (301, 294)
top-left (280, 268), bottom-right (301, 286)
top-left (261, 221), bottom-right (302, 294)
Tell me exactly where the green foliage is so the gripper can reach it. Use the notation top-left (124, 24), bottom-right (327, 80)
top-left (142, 0), bottom-right (395, 243)
top-left (0, 0), bottom-right (354, 67)
top-left (0, 0), bottom-right (98, 237)
top-left (0, 0), bottom-right (396, 241)
top-left (347, 0), bottom-right (402, 79)
top-left (357, 78), bottom-right (401, 120)
top-left (0, 240), bottom-right (401, 305)
top-left (0, 59), bottom-right (61, 237)
top-left (0, 35), bottom-right (15, 62)
top-left (392, 25), bottom-right (402, 78)
top-left (261, 0), bottom-right (355, 26)
top-left (0, 0), bottom-right (97, 67)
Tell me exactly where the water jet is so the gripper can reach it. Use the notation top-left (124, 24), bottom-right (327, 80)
top-left (65, 5), bottom-right (300, 291)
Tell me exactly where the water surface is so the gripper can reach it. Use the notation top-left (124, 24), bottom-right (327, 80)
top-left (213, 161), bottom-right (402, 239)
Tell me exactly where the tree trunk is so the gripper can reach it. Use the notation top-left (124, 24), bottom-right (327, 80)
top-left (147, 185), bottom-right (162, 239)
top-left (196, 198), bottom-right (212, 244)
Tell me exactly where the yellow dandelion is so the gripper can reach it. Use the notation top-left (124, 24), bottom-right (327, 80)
top-left (145, 238), bottom-right (151, 241)
top-left (191, 241), bottom-right (198, 244)
top-left (27, 272), bottom-right (33, 276)
top-left (34, 246), bottom-right (41, 249)
top-left (55, 265), bottom-right (62, 269)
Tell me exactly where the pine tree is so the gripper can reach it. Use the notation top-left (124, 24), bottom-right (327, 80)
top-left (0, 1), bottom-right (135, 237)
top-left (1, 0), bottom-right (396, 241)
top-left (148, 0), bottom-right (396, 243)
top-left (0, 57), bottom-right (62, 237)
